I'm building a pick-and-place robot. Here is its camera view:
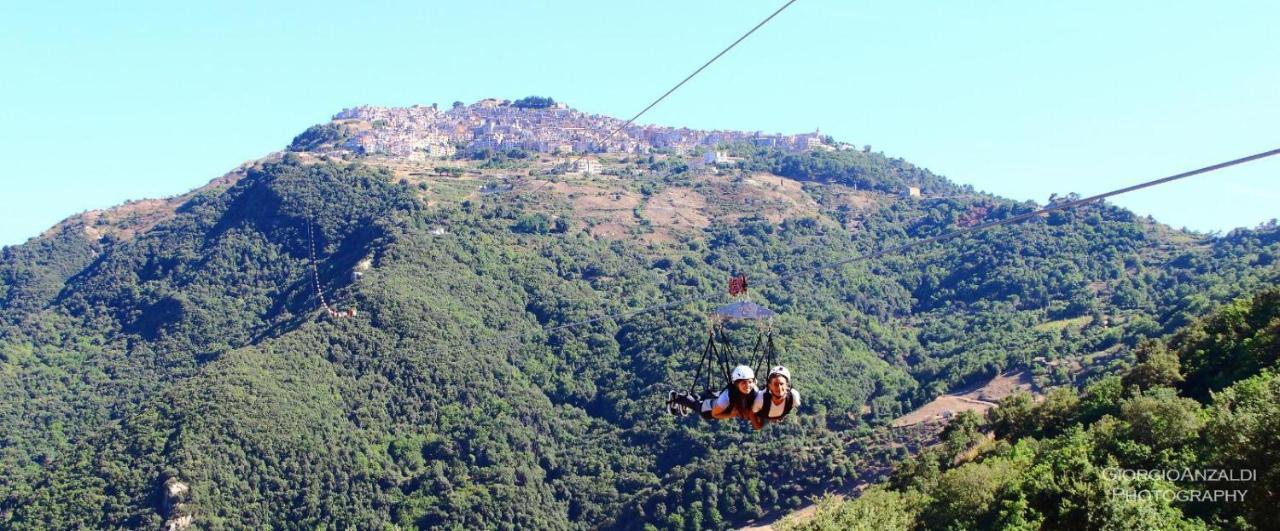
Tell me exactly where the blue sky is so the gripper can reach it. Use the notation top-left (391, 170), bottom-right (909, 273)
top-left (2, 0), bottom-right (1276, 246)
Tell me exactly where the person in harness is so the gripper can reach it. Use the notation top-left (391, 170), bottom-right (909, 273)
top-left (753, 365), bottom-right (799, 425)
top-left (669, 365), bottom-right (764, 429)
top-left (668, 275), bottom-right (786, 429)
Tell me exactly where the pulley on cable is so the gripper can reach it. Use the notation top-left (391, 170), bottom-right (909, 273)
top-left (694, 278), bottom-right (778, 395)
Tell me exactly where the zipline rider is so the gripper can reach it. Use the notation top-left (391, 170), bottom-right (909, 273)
top-left (753, 365), bottom-right (799, 426)
top-left (671, 365), bottom-right (762, 427)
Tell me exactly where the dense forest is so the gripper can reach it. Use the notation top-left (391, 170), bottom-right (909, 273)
top-left (1, 140), bottom-right (1276, 529)
top-left (784, 288), bottom-right (1279, 530)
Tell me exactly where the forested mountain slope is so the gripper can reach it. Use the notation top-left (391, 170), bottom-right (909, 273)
top-left (1, 106), bottom-right (1277, 529)
top-left (783, 288), bottom-right (1280, 530)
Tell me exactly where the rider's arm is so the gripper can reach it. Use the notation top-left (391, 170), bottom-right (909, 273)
top-left (708, 390), bottom-right (736, 419)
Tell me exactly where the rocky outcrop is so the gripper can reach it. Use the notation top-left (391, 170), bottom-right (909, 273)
top-left (161, 479), bottom-right (192, 531)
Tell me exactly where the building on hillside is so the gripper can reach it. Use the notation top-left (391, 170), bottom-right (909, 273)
top-left (574, 157), bottom-right (601, 174)
top-left (327, 102), bottom-right (834, 160)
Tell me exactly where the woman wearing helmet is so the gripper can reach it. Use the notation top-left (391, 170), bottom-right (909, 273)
top-left (753, 365), bottom-right (800, 425)
top-left (669, 365), bottom-right (760, 426)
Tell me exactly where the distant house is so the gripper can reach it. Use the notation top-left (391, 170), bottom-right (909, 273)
top-left (903, 186), bottom-right (921, 198)
top-left (688, 155), bottom-right (707, 171)
top-left (425, 143), bottom-right (455, 158)
top-left (703, 151), bottom-right (738, 166)
top-left (574, 157), bottom-right (601, 174)
top-left (795, 132), bottom-right (826, 150)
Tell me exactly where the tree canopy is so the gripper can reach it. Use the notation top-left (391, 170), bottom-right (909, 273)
top-left (2, 148), bottom-right (1277, 529)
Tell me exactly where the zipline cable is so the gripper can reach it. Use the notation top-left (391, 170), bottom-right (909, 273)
top-left (430, 147), bottom-right (1280, 356)
top-left (773, 147), bottom-right (1280, 284)
top-left (308, 216), bottom-right (355, 318)
top-left (306, 217), bottom-right (333, 314)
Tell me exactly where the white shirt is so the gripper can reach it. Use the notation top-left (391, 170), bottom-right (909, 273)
top-left (704, 388), bottom-right (735, 413)
top-left (752, 388), bottom-right (800, 418)
top-left (704, 387), bottom-right (756, 414)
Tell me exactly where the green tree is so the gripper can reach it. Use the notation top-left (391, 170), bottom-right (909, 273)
top-left (1119, 387), bottom-right (1205, 455)
top-left (940, 410), bottom-right (985, 463)
top-left (1123, 339), bottom-right (1183, 391)
top-left (988, 392), bottom-right (1035, 440)
top-left (512, 213), bottom-right (550, 234)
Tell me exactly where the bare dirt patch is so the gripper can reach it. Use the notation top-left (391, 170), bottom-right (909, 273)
top-left (703, 173), bottom-right (823, 224)
top-left (957, 371), bottom-right (1036, 403)
top-left (826, 188), bottom-right (881, 212)
top-left (891, 396), bottom-right (999, 428)
top-left (82, 198), bottom-right (177, 241)
top-left (642, 187), bottom-right (709, 230)
top-left (640, 230), bottom-right (679, 246)
top-left (892, 371), bottom-right (1037, 428)
top-left (536, 180), bottom-right (641, 213)
top-left (741, 501), bottom-right (828, 531)
top-left (48, 168), bottom-right (247, 243)
top-left (588, 222), bottom-right (630, 240)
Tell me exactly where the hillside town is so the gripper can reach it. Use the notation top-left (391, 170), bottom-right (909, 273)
top-left (331, 98), bottom-right (830, 159)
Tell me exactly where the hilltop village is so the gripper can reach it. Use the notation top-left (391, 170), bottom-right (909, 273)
top-left (328, 97), bottom-right (832, 160)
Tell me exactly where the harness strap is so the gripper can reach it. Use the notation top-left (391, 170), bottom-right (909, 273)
top-left (749, 333), bottom-right (765, 382)
top-left (715, 324), bottom-right (734, 387)
top-left (766, 331), bottom-right (778, 374)
top-left (749, 330), bottom-right (778, 385)
top-left (686, 329), bottom-right (717, 395)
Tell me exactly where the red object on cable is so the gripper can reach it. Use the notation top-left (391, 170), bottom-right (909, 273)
top-left (728, 274), bottom-right (748, 296)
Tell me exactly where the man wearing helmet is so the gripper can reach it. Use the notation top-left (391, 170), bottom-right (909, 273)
top-left (753, 365), bottom-right (800, 426)
top-left (669, 365), bottom-right (761, 427)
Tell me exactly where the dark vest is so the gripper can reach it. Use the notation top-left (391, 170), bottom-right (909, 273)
top-left (757, 390), bottom-right (795, 421)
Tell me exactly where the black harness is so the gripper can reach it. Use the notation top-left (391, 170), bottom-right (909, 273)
top-left (756, 389), bottom-right (795, 421)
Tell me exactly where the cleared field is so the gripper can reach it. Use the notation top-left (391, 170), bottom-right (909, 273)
top-left (1033, 315), bottom-right (1094, 332)
top-left (892, 371), bottom-right (1037, 428)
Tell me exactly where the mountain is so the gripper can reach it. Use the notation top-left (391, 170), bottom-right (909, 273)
top-left (2, 99), bottom-right (1277, 529)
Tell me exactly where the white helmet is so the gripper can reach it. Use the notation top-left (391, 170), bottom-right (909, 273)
top-left (731, 365), bottom-right (755, 382)
top-left (768, 366), bottom-right (791, 382)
